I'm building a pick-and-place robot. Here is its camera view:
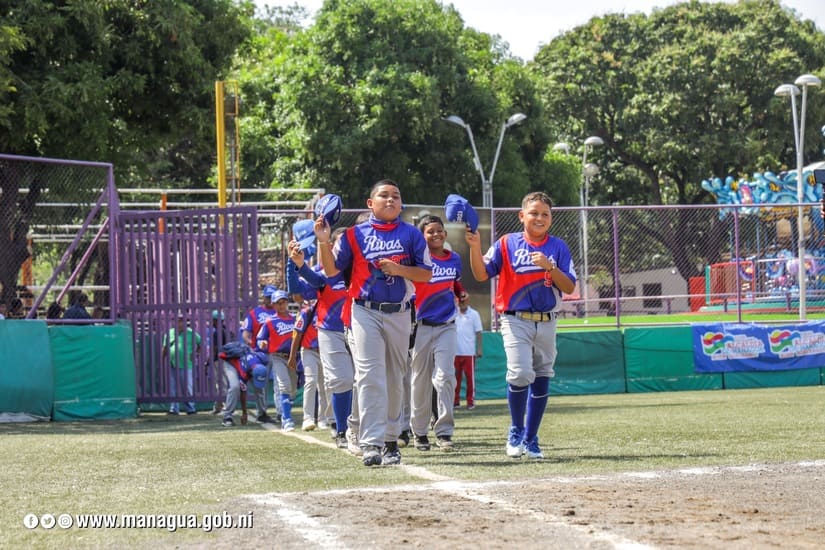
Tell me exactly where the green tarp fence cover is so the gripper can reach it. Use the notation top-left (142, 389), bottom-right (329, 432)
top-left (0, 320), bottom-right (53, 420)
top-left (50, 323), bottom-right (137, 421)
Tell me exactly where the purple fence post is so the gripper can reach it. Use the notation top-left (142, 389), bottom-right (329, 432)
top-left (489, 207), bottom-right (497, 331)
top-left (107, 167), bottom-right (120, 322)
top-left (733, 206), bottom-right (743, 323)
top-left (612, 208), bottom-right (621, 327)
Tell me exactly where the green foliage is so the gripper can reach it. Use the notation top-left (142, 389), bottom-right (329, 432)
top-left (0, 0), bottom-right (252, 185)
top-left (541, 149), bottom-right (581, 206)
top-left (533, 0), bottom-right (825, 279)
top-left (245, 0), bottom-right (542, 206)
top-left (535, 0), bottom-right (825, 207)
top-left (0, 0), bottom-right (252, 303)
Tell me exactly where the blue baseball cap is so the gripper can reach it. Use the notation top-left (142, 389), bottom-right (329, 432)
top-left (271, 289), bottom-right (289, 303)
top-left (251, 364), bottom-right (268, 389)
top-left (444, 194), bottom-right (479, 232)
top-left (262, 284), bottom-right (278, 298)
top-left (314, 194), bottom-right (342, 227)
top-left (292, 219), bottom-right (317, 257)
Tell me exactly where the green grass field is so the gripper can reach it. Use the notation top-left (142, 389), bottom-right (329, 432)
top-left (2, 386), bottom-right (824, 548)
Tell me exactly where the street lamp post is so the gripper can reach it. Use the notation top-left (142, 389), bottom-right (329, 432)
top-left (775, 74), bottom-right (821, 320)
top-left (554, 136), bottom-right (604, 317)
top-left (446, 113), bottom-right (527, 331)
top-left (445, 113), bottom-right (527, 208)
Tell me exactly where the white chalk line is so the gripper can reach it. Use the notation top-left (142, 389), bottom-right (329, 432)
top-left (256, 422), bottom-right (655, 549)
top-left (259, 422), bottom-right (825, 549)
top-left (248, 493), bottom-right (351, 550)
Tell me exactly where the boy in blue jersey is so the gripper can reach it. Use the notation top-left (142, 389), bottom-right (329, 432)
top-left (465, 192), bottom-right (576, 459)
top-left (314, 179), bottom-right (432, 466)
top-left (409, 215), bottom-right (464, 451)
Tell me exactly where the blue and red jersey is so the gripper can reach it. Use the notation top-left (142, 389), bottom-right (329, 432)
top-left (241, 305), bottom-right (278, 342)
top-left (413, 249), bottom-right (463, 324)
top-left (295, 262), bottom-right (348, 332)
top-left (294, 304), bottom-right (319, 350)
top-left (256, 313), bottom-right (296, 354)
top-left (219, 350), bottom-right (267, 382)
top-left (483, 232), bottom-right (576, 313)
top-left (334, 216), bottom-right (431, 304)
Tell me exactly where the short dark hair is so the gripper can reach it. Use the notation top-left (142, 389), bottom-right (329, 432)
top-left (522, 191), bottom-right (553, 209)
top-left (370, 179), bottom-right (399, 197)
top-left (417, 214), bottom-right (444, 231)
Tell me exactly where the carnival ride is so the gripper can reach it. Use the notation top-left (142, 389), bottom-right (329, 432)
top-left (702, 162), bottom-right (825, 311)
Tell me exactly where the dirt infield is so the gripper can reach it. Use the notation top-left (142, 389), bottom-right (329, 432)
top-left (204, 460), bottom-right (825, 549)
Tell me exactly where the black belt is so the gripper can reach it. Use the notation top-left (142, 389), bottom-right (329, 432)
top-left (504, 310), bottom-right (558, 322)
top-left (354, 299), bottom-right (411, 313)
top-left (270, 352), bottom-right (289, 359)
top-left (419, 319), bottom-right (455, 327)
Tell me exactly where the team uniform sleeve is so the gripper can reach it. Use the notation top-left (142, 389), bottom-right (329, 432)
top-left (333, 230), bottom-right (354, 273)
top-left (298, 264), bottom-right (326, 290)
top-left (255, 323), bottom-right (269, 351)
top-left (411, 229), bottom-right (433, 270)
top-left (240, 311), bottom-right (253, 333)
top-left (483, 239), bottom-right (504, 279)
top-left (554, 239), bottom-right (577, 285)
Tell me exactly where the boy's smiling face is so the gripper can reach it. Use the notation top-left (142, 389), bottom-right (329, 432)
top-left (422, 221), bottom-right (447, 253)
top-left (519, 199), bottom-right (552, 241)
top-left (367, 184), bottom-right (402, 222)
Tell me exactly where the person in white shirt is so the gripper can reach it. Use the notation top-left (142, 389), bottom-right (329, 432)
top-left (453, 293), bottom-right (482, 409)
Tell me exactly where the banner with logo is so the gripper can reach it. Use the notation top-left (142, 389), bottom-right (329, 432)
top-left (692, 321), bottom-right (825, 373)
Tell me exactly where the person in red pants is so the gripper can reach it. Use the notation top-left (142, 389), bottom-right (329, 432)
top-left (454, 293), bottom-right (482, 409)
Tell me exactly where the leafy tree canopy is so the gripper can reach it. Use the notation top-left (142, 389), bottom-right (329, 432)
top-left (533, 0), bottom-right (825, 207)
top-left (0, 0), bottom-right (251, 304)
top-left (1, 0), bottom-right (252, 186)
top-left (241, 0), bottom-right (559, 206)
top-left (533, 0), bottom-right (825, 282)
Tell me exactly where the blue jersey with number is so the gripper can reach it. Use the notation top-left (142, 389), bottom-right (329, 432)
top-left (483, 232), bottom-right (576, 313)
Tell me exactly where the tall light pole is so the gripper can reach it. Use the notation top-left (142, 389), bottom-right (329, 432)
top-left (775, 74), bottom-right (821, 320)
top-left (445, 113), bottom-right (527, 208)
top-left (447, 113), bottom-right (527, 331)
top-left (554, 136), bottom-right (604, 317)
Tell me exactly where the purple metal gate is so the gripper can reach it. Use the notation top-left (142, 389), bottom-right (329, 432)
top-left (113, 206), bottom-right (258, 406)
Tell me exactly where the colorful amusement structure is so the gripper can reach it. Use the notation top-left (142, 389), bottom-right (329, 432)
top-left (702, 163), bottom-right (825, 307)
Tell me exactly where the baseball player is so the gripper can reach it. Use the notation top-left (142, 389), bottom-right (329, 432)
top-left (410, 215), bottom-right (464, 451)
top-left (219, 347), bottom-right (269, 427)
top-left (286, 299), bottom-right (327, 432)
top-left (288, 228), bottom-right (357, 451)
top-left (256, 289), bottom-right (299, 432)
top-left (240, 285), bottom-right (281, 424)
top-left (465, 191), bottom-right (576, 459)
top-left (314, 179), bottom-right (432, 466)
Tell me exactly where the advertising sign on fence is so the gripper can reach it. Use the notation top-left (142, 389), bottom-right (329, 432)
top-left (692, 321), bottom-right (825, 373)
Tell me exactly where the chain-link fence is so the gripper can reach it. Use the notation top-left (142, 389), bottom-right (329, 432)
top-left (3, 153), bottom-right (821, 329)
top-left (489, 202), bottom-right (823, 327)
top-left (0, 154), bottom-right (114, 320)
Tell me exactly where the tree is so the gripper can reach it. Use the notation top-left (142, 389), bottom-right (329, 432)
top-left (0, 0), bottom-right (252, 305)
top-left (533, 0), bottom-right (825, 279)
top-left (234, 4), bottom-right (308, 190)
top-left (253, 0), bottom-right (554, 207)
